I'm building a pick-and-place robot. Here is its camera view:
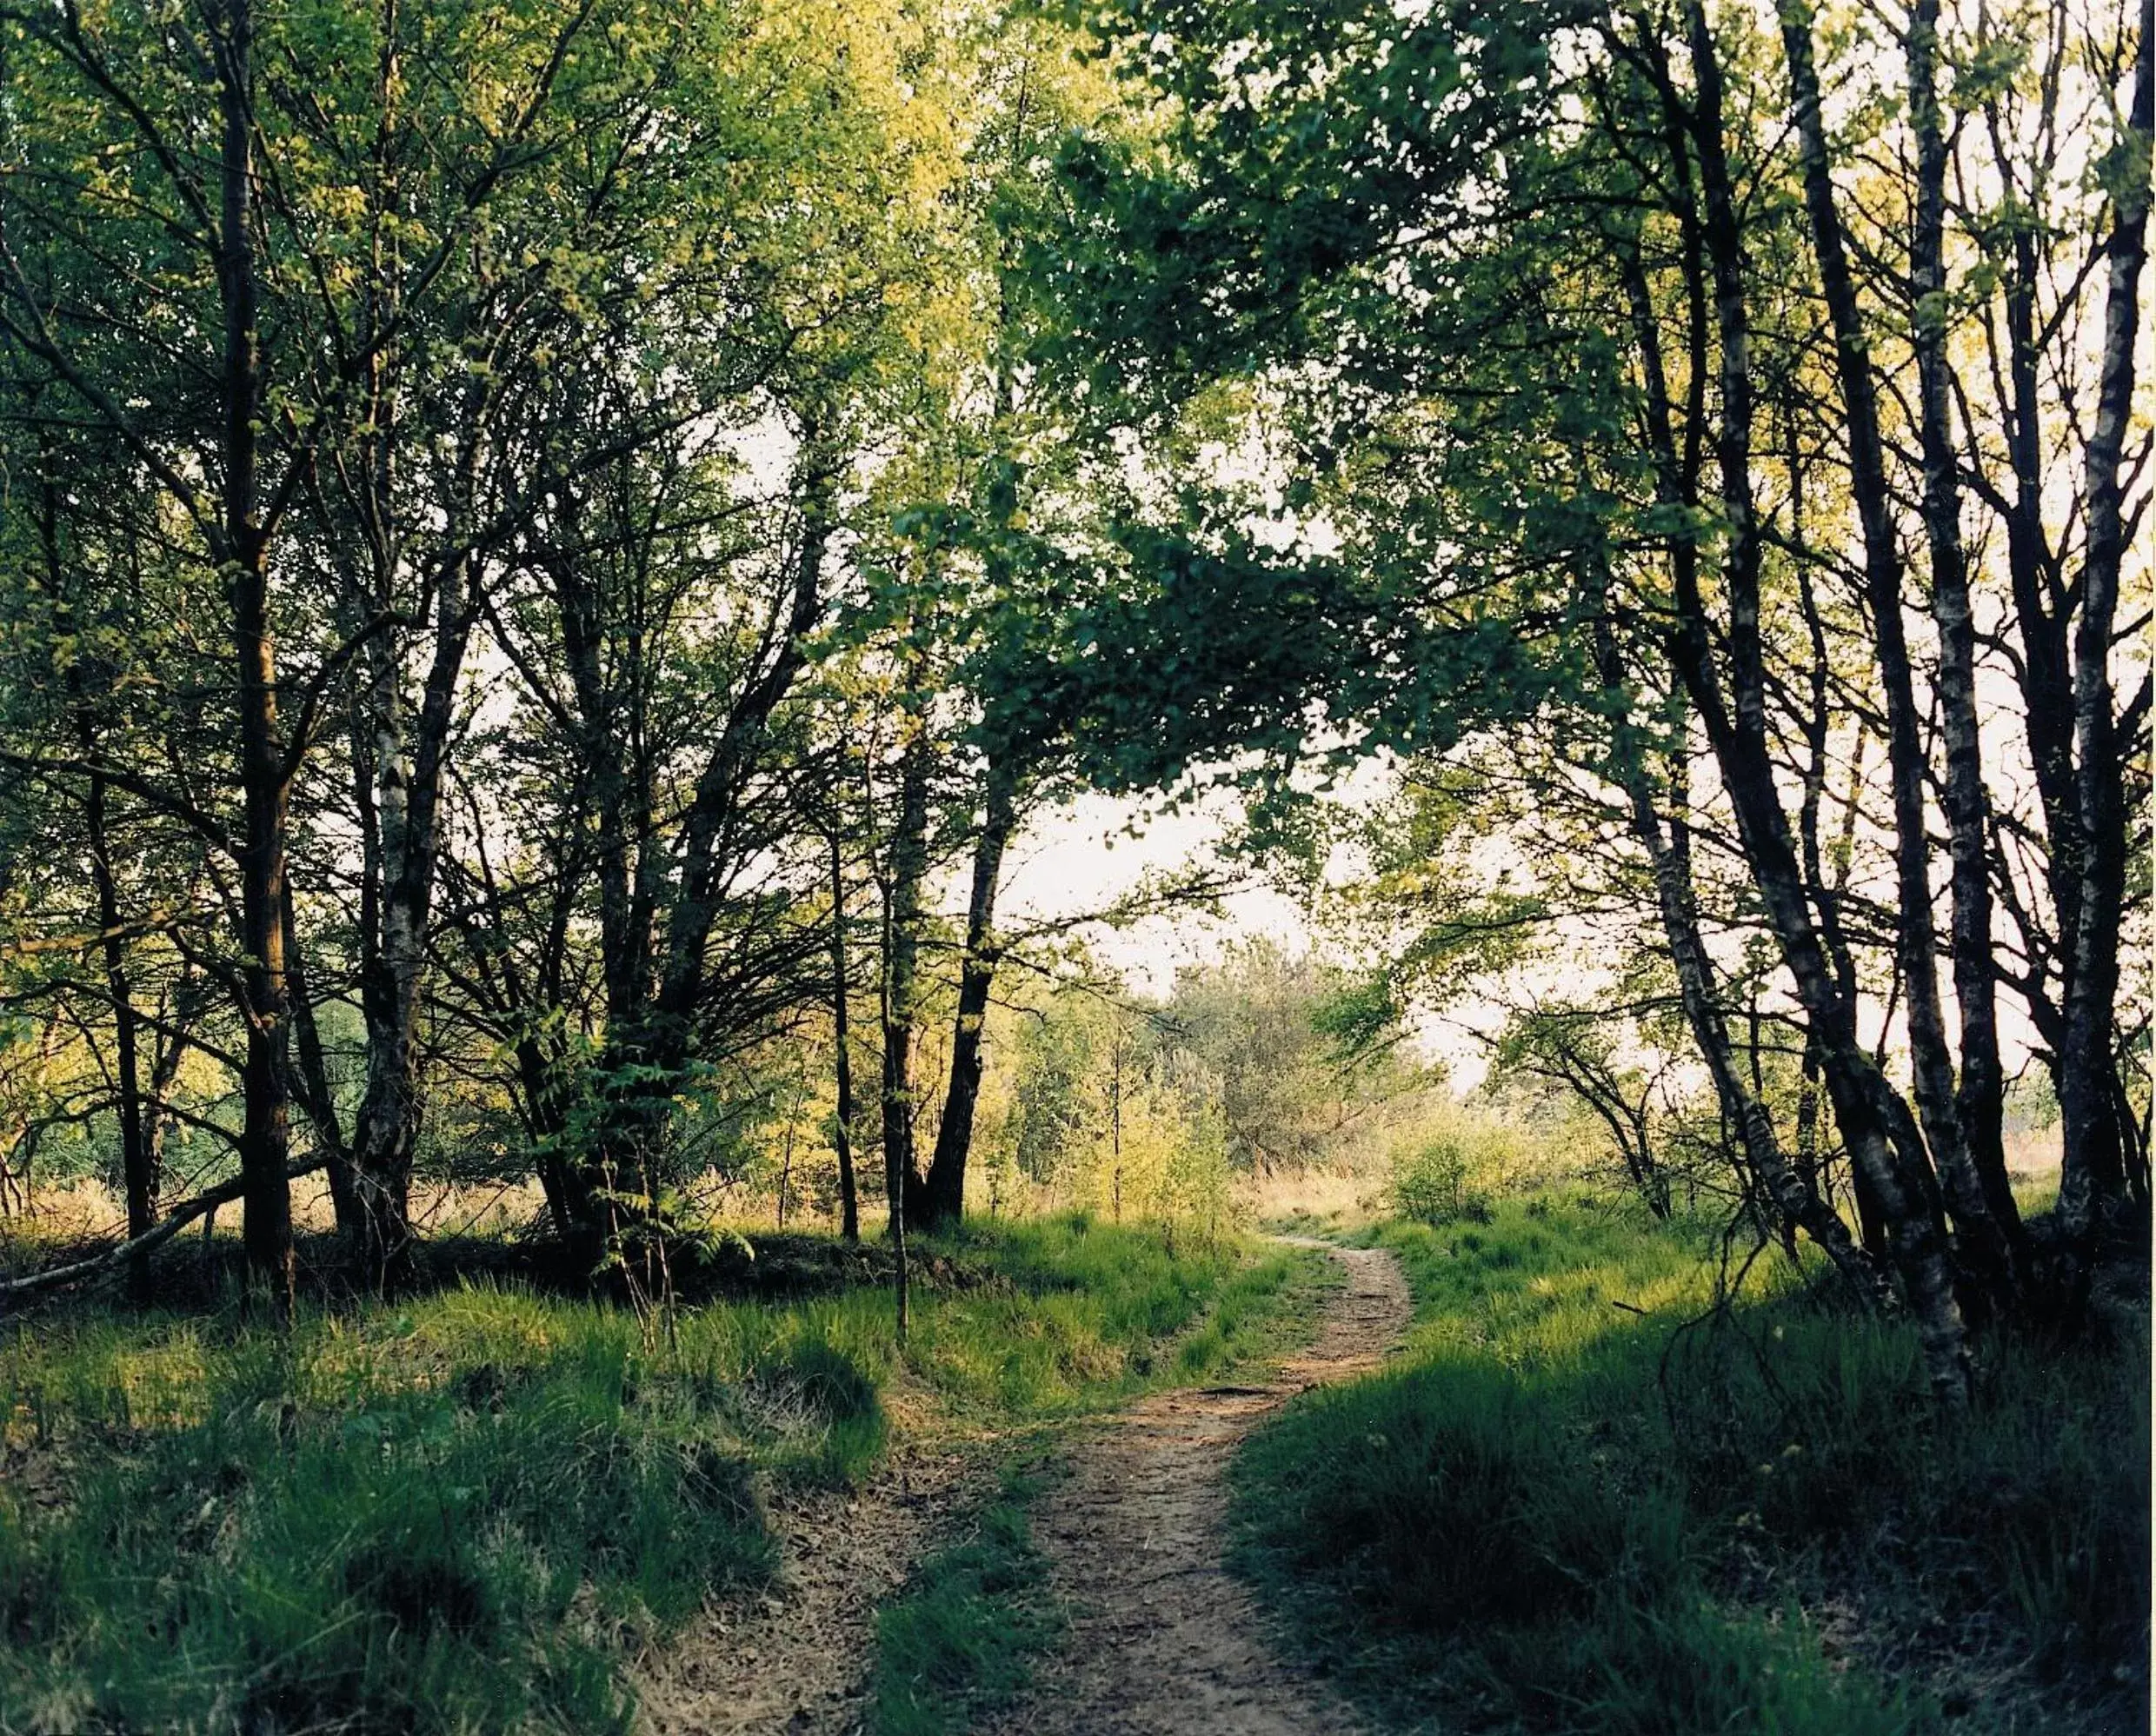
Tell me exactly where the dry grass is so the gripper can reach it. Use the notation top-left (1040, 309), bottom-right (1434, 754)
top-left (1236, 1164), bottom-right (1389, 1231)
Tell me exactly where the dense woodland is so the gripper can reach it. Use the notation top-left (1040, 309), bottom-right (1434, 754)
top-left (0, 0), bottom-right (2147, 1726)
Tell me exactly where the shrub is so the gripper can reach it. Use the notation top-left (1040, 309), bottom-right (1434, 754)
top-left (1388, 1130), bottom-right (1491, 1225)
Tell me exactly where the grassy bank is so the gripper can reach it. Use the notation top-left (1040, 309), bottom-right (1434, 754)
top-left (1231, 1195), bottom-right (2149, 1735)
top-left (0, 1214), bottom-right (1311, 1733)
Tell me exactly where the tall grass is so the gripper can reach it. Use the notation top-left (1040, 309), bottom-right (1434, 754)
top-left (0, 1214), bottom-right (1309, 1733)
top-left (1234, 1195), bottom-right (2150, 1734)
top-left (911, 1214), bottom-right (1316, 1415)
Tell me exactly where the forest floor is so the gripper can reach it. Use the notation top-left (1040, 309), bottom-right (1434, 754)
top-left (0, 1216), bottom-right (1327, 1735)
top-left (11, 1201), bottom-right (2137, 1734)
top-left (644, 1238), bottom-right (1412, 1736)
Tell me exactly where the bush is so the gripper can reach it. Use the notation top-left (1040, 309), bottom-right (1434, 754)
top-left (1388, 1130), bottom-right (1492, 1225)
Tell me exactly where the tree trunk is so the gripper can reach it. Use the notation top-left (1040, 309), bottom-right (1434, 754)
top-left (340, 0), bottom-right (433, 1288)
top-left (2055, 0), bottom-right (2151, 1286)
top-left (1594, 617), bottom-right (1887, 1306)
top-left (216, 0), bottom-right (293, 1318)
top-left (1777, 0), bottom-right (2019, 1316)
top-left (43, 476), bottom-right (160, 1294)
top-left (918, 763), bottom-right (1018, 1230)
top-left (884, 722), bottom-right (931, 1226)
top-left (1640, 4), bottom-right (1973, 1400)
top-left (1906, 0), bottom-right (2022, 1260)
top-left (37, 436), bottom-right (159, 1294)
top-left (349, 554), bottom-right (480, 1287)
top-left (828, 827), bottom-right (860, 1241)
top-left (283, 888), bottom-right (357, 1228)
top-left (83, 761), bottom-right (155, 1298)
top-left (560, 452), bottom-right (832, 1267)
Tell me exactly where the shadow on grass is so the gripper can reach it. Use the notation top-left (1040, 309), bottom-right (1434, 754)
top-left (1231, 1197), bottom-right (2151, 1736)
top-left (0, 1214), bottom-right (1316, 1733)
top-left (872, 1456), bottom-right (1064, 1736)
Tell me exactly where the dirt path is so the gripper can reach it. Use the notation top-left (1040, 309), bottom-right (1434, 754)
top-left (981, 1240), bottom-right (1412, 1736)
top-left (641, 1240), bottom-right (1409, 1736)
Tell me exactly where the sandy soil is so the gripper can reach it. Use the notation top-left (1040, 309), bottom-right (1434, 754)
top-left (979, 1240), bottom-right (1412, 1736)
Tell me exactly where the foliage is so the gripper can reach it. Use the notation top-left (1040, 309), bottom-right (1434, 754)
top-left (1041, 0), bottom-right (2152, 1390)
top-left (1387, 1131), bottom-right (1489, 1227)
top-left (1166, 940), bottom-right (1430, 1174)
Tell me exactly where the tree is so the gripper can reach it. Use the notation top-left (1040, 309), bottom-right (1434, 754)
top-left (1029, 0), bottom-right (2150, 1395)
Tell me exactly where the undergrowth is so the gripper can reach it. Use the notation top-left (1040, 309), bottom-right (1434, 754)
top-left (872, 1457), bottom-right (1062, 1736)
top-left (1233, 1194), bottom-right (2150, 1735)
top-left (0, 1214), bottom-right (1305, 1733)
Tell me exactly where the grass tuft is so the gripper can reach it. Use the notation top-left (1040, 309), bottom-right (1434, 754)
top-left (1233, 1197), bottom-right (2150, 1734)
top-left (871, 1460), bottom-right (1063, 1736)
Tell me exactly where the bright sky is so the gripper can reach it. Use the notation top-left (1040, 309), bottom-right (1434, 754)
top-left (994, 740), bottom-right (2061, 1100)
top-left (997, 788), bottom-right (1310, 998)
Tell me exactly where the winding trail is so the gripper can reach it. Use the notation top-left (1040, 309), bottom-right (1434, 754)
top-left (982, 1240), bottom-right (1412, 1736)
top-left (640, 1239), bottom-right (1410, 1735)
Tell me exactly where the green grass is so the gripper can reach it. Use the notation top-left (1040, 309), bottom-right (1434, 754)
top-left (895, 1214), bottom-right (1321, 1419)
top-left (1232, 1194), bottom-right (2151, 1735)
top-left (871, 1458), bottom-right (1063, 1736)
top-left (865, 1227), bottom-right (1334, 1736)
top-left (0, 1214), bottom-right (1315, 1734)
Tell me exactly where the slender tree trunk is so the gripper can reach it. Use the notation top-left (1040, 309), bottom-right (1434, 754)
top-left (84, 762), bottom-right (155, 1296)
top-left (1109, 1032), bottom-right (1123, 1222)
top-left (919, 762), bottom-right (1018, 1230)
top-left (512, 1034), bottom-right (579, 1243)
top-left (350, 649), bottom-right (420, 1280)
top-left (2056, 0), bottom-right (2151, 1283)
top-left (1777, 0), bottom-right (2019, 1315)
top-left (884, 722), bottom-right (931, 1225)
top-left (1595, 620), bottom-right (1887, 1306)
top-left (1640, 5), bottom-right (1972, 1399)
top-left (560, 453), bottom-right (831, 1267)
top-left (1980, 93), bottom-right (2082, 1053)
top-left (828, 827), bottom-right (860, 1241)
top-left (775, 1056), bottom-right (805, 1230)
top-left (36, 436), bottom-right (159, 1291)
top-left (349, 555), bottom-right (478, 1287)
top-left (141, 996), bottom-right (189, 1228)
top-left (1906, 0), bottom-right (2025, 1270)
top-left (877, 765), bottom-right (919, 1340)
top-left (216, 0), bottom-right (293, 1317)
top-left (41, 476), bottom-right (160, 1293)
top-left (283, 889), bottom-right (357, 1228)
top-left (343, 0), bottom-right (431, 1288)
